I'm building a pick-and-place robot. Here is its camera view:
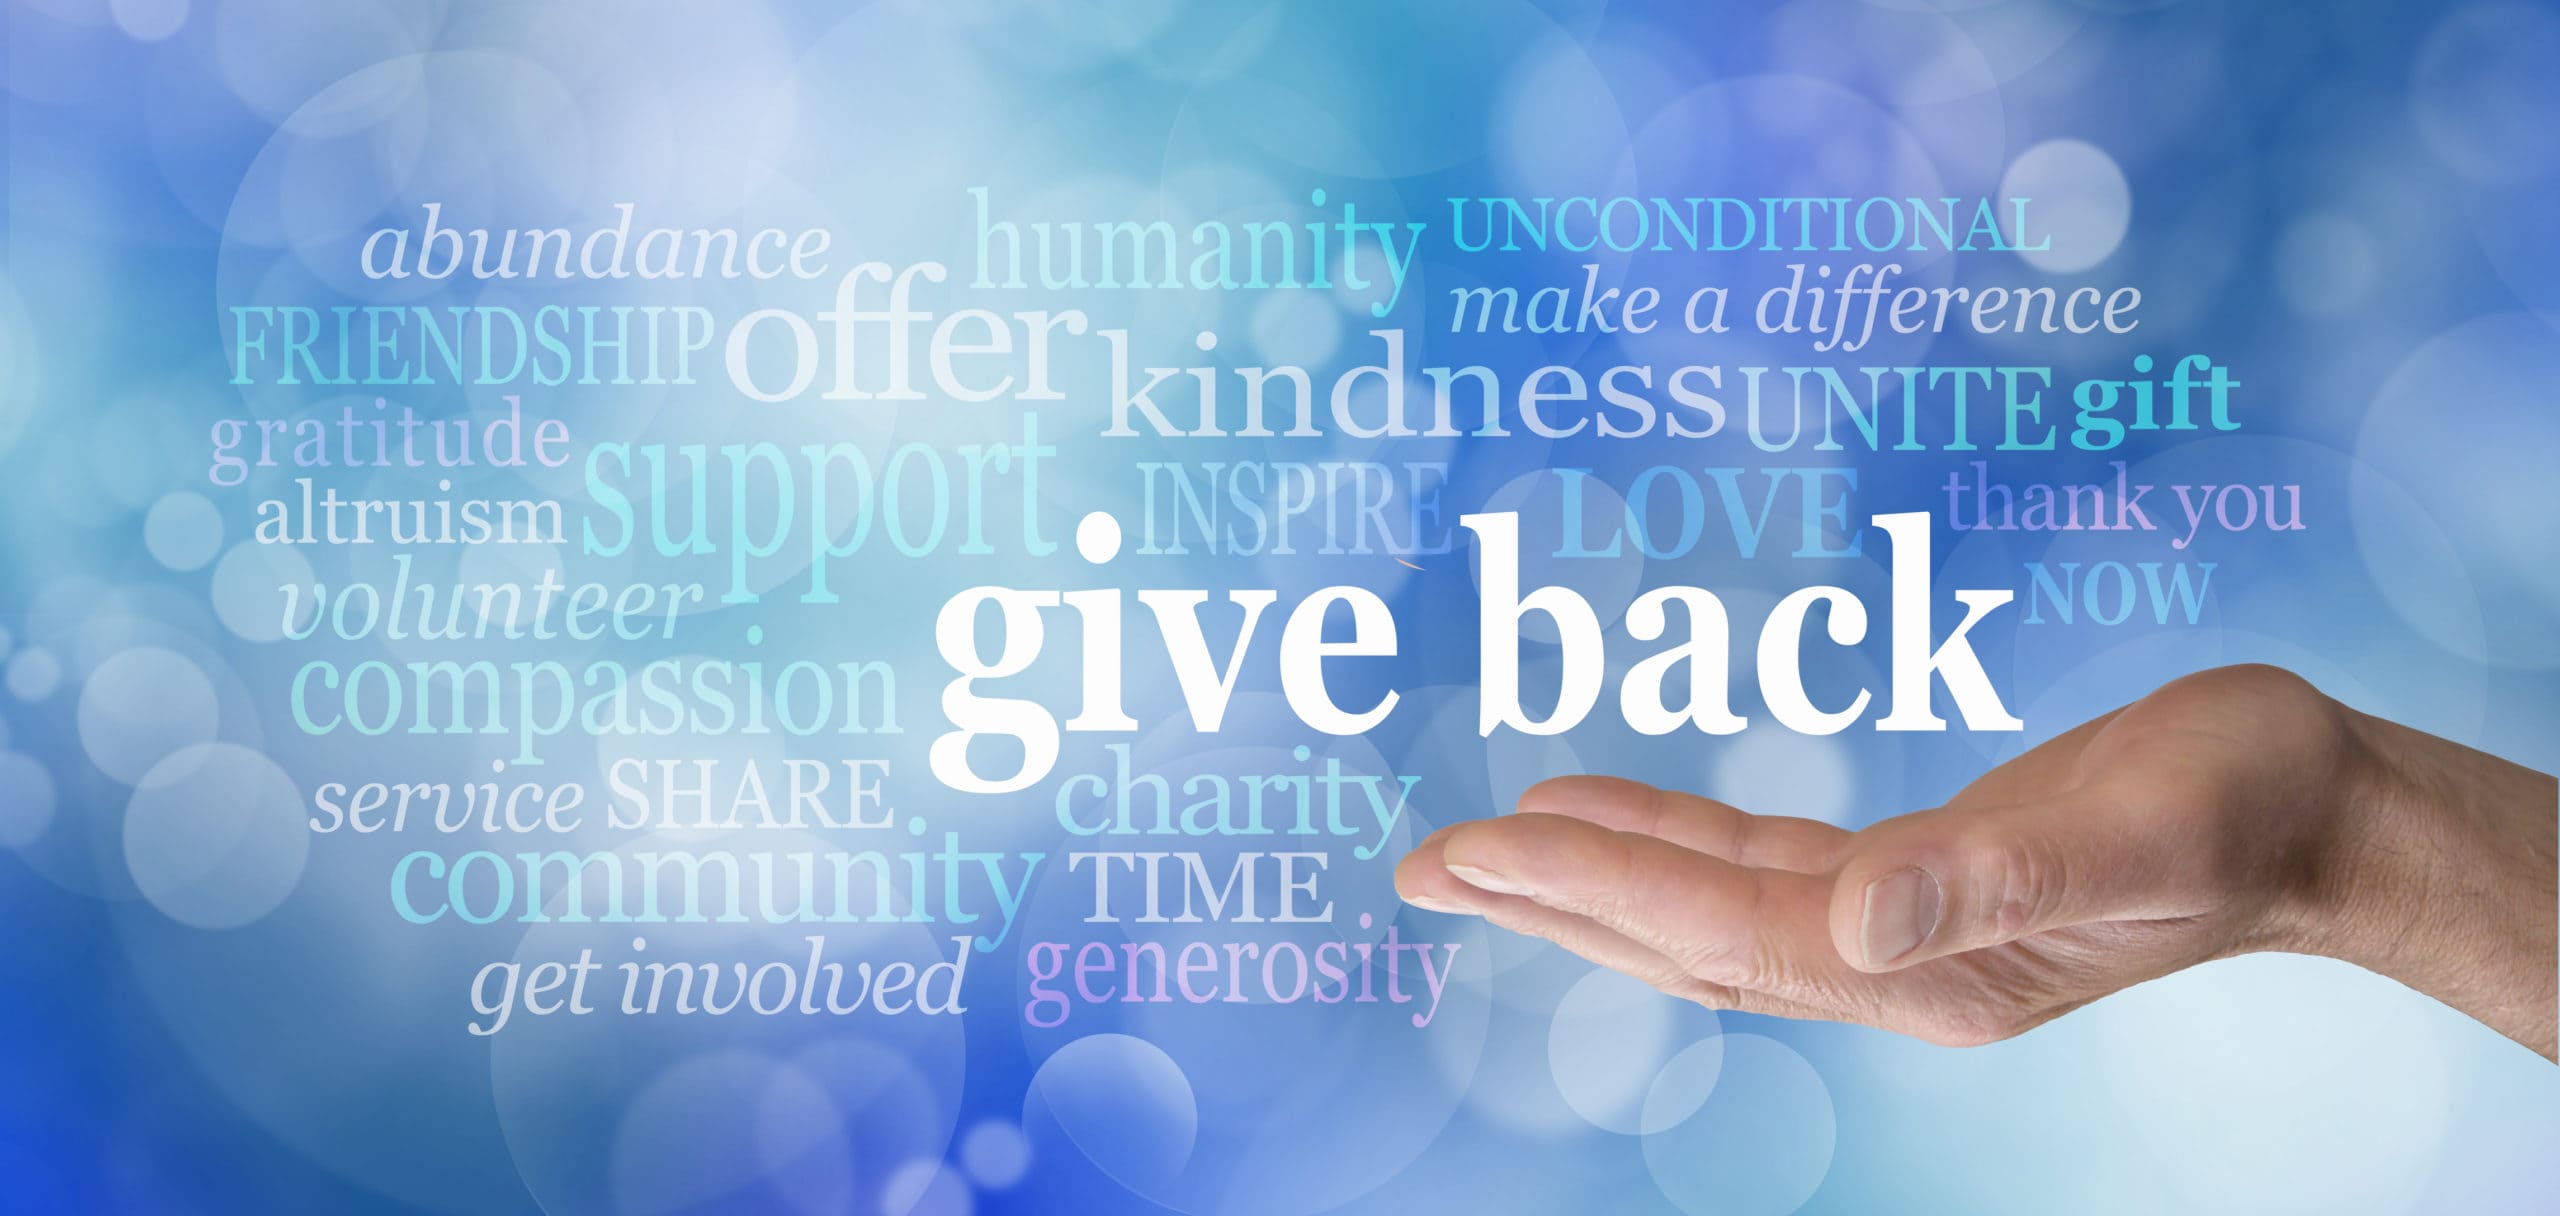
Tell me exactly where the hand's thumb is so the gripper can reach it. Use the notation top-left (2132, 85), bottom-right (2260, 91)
top-left (1827, 798), bottom-right (2178, 972)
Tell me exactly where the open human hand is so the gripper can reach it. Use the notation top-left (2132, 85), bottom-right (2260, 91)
top-left (1397, 664), bottom-right (2558, 1058)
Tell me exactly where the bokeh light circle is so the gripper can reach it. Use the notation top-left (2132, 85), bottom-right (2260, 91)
top-left (1023, 1033), bottom-right (1199, 1194)
top-left (5, 647), bottom-right (63, 701)
top-left (2001, 139), bottom-right (2130, 274)
top-left (211, 541), bottom-right (320, 642)
top-left (2411, 4), bottom-right (2560, 185)
top-left (2273, 212), bottom-right (2378, 319)
top-left (608, 1050), bottom-right (854, 1216)
top-left (958, 1120), bottom-right (1031, 1190)
top-left (144, 491), bottom-right (226, 571)
top-left (1546, 966), bottom-right (1722, 1134)
top-left (1640, 1034), bottom-right (1837, 1216)
top-left (2354, 313), bottom-right (2560, 668)
top-left (77, 645), bottom-right (221, 783)
top-left (0, 751), bottom-right (59, 849)
top-left (880, 1160), bottom-right (973, 1216)
top-left (122, 742), bottom-right (309, 929)
top-left (2091, 954), bottom-right (2451, 1213)
top-left (1248, 290), bottom-right (1345, 369)
top-left (1710, 730), bottom-right (1855, 825)
top-left (110, 0), bottom-right (189, 41)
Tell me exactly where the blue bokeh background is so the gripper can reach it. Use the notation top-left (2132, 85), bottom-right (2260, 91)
top-left (4, 1), bottom-right (2558, 1213)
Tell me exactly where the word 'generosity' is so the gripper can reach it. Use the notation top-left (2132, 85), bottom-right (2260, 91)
top-left (929, 510), bottom-right (2021, 794)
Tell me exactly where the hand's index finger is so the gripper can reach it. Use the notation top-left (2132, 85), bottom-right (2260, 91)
top-left (1516, 775), bottom-right (1854, 873)
top-left (1435, 812), bottom-right (1869, 1006)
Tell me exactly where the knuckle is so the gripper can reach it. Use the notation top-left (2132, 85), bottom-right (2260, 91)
top-left (1920, 1005), bottom-right (2026, 1049)
top-left (1596, 836), bottom-right (1665, 923)
top-left (1667, 923), bottom-right (1774, 992)
top-left (2150, 664), bottom-right (2339, 738)
top-left (1668, 977), bottom-right (1738, 1011)
top-left (1666, 934), bottom-right (1743, 985)
top-left (1968, 825), bottom-right (2061, 941)
top-left (1685, 876), bottom-right (1783, 991)
top-left (1586, 887), bottom-right (1642, 933)
top-left (1638, 782), bottom-right (1680, 840)
top-left (2213, 662), bottom-right (2317, 704)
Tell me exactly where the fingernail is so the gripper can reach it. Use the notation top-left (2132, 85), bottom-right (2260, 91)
top-left (1403, 892), bottom-right (1475, 914)
top-left (1860, 867), bottom-right (1941, 968)
top-left (1445, 863), bottom-right (1533, 898)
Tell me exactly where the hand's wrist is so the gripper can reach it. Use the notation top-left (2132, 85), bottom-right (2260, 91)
top-left (2300, 707), bottom-right (2556, 1058)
